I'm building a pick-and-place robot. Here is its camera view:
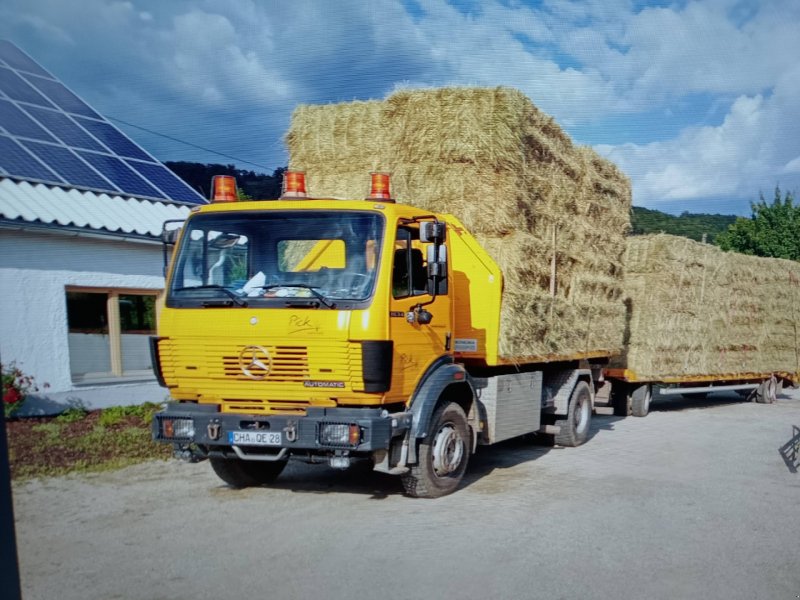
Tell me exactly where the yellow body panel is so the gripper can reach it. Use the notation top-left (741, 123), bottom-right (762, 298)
top-left (442, 214), bottom-right (503, 366)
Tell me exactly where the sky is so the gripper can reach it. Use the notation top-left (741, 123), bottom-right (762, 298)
top-left (1, 0), bottom-right (799, 215)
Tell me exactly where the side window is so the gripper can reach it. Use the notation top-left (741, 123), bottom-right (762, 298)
top-left (180, 229), bottom-right (250, 287)
top-left (392, 226), bottom-right (433, 299)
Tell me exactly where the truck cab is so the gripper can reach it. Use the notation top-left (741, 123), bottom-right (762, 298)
top-left (152, 172), bottom-right (595, 497)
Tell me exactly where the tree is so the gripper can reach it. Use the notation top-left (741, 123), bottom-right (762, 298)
top-left (715, 187), bottom-right (800, 260)
top-left (631, 206), bottom-right (736, 242)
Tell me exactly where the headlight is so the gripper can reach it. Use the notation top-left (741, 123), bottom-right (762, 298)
top-left (161, 417), bottom-right (195, 440)
top-left (319, 423), bottom-right (361, 447)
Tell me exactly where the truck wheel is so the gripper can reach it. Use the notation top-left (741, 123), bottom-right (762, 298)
top-left (210, 457), bottom-right (287, 488)
top-left (401, 402), bottom-right (469, 498)
top-left (755, 376), bottom-right (778, 404)
top-left (631, 384), bottom-right (652, 417)
top-left (555, 381), bottom-right (592, 447)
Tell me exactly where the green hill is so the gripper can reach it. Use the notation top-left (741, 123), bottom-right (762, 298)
top-left (631, 207), bottom-right (736, 243)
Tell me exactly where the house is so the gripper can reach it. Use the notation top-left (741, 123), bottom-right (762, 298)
top-left (0, 40), bottom-right (206, 414)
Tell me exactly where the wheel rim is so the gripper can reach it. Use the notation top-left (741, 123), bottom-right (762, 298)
top-left (574, 396), bottom-right (590, 434)
top-left (431, 422), bottom-right (464, 478)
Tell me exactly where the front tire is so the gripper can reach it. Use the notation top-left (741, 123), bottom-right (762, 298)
top-left (210, 456), bottom-right (287, 488)
top-left (555, 381), bottom-right (592, 447)
top-left (402, 402), bottom-right (470, 498)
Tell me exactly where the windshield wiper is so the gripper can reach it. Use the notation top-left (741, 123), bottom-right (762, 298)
top-left (260, 284), bottom-right (336, 309)
top-left (174, 285), bottom-right (248, 307)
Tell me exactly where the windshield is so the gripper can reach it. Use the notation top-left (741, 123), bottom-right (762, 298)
top-left (167, 210), bottom-right (384, 308)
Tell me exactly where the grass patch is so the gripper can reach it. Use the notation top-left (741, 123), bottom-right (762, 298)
top-left (7, 404), bottom-right (172, 481)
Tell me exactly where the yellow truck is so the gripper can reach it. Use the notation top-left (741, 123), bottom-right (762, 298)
top-left (151, 173), bottom-right (608, 497)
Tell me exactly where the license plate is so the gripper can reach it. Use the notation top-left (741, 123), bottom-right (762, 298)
top-left (228, 430), bottom-right (282, 446)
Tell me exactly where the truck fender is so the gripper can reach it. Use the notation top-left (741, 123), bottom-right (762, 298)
top-left (407, 357), bottom-right (475, 464)
top-left (545, 369), bottom-right (593, 415)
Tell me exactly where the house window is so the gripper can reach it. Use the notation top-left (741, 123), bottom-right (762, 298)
top-left (66, 289), bottom-right (158, 383)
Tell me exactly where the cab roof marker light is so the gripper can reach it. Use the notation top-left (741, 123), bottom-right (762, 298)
top-left (367, 172), bottom-right (394, 203)
top-left (281, 170), bottom-right (308, 198)
top-left (210, 175), bottom-right (238, 202)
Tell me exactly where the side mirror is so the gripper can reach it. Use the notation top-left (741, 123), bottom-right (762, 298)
top-left (420, 221), bottom-right (446, 244)
top-left (162, 220), bottom-right (184, 244)
top-left (161, 219), bottom-right (184, 277)
top-left (426, 244), bottom-right (448, 296)
top-left (163, 228), bottom-right (181, 244)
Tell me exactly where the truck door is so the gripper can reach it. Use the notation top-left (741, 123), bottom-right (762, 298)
top-left (389, 223), bottom-right (453, 401)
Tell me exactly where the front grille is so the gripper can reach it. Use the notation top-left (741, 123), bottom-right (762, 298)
top-left (222, 345), bottom-right (310, 382)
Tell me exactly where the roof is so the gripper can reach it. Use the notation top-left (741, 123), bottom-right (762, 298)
top-left (0, 40), bottom-right (205, 204)
top-left (0, 177), bottom-right (190, 240)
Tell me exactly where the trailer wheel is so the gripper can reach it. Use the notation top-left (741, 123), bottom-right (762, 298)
top-left (402, 401), bottom-right (469, 498)
top-left (555, 381), bottom-right (592, 447)
top-left (754, 376), bottom-right (778, 404)
top-left (210, 457), bottom-right (287, 488)
top-left (631, 384), bottom-right (652, 417)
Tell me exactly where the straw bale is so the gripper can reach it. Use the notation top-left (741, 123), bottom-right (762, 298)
top-left (286, 86), bottom-right (632, 360)
top-left (619, 234), bottom-right (800, 379)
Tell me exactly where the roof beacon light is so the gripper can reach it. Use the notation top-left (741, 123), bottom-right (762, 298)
top-left (211, 175), bottom-right (238, 202)
top-left (367, 172), bottom-right (393, 202)
top-left (281, 170), bottom-right (307, 198)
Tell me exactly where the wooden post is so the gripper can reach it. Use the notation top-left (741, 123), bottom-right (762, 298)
top-left (550, 224), bottom-right (557, 297)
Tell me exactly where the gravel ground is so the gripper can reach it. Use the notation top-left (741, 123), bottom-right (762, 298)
top-left (12, 388), bottom-right (800, 600)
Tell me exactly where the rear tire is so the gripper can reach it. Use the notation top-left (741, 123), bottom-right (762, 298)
top-left (402, 402), bottom-right (470, 498)
top-left (631, 384), bottom-right (652, 417)
top-left (555, 381), bottom-right (592, 447)
top-left (754, 376), bottom-right (778, 404)
top-left (210, 456), bottom-right (287, 488)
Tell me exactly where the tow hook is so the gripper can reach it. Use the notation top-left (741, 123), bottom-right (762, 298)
top-left (284, 420), bottom-right (298, 442)
top-left (207, 422), bottom-right (221, 440)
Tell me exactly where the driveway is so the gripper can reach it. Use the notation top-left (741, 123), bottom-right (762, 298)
top-left (12, 388), bottom-right (800, 600)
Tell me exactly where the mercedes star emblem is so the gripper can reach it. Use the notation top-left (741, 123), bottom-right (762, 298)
top-left (238, 345), bottom-right (272, 380)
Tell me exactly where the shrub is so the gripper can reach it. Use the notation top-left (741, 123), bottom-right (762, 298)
top-left (2, 362), bottom-right (47, 419)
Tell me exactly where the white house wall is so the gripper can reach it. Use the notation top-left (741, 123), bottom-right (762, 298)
top-left (0, 228), bottom-right (169, 413)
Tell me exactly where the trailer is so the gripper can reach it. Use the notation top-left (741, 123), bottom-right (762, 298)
top-left (601, 369), bottom-right (798, 417)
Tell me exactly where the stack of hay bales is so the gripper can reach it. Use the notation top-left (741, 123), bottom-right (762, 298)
top-left (621, 234), bottom-right (800, 379)
top-left (286, 87), bottom-right (631, 360)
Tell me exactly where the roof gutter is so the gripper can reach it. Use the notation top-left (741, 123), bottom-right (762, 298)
top-left (0, 219), bottom-right (162, 246)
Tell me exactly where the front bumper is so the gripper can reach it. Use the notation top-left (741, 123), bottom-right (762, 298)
top-left (152, 402), bottom-right (411, 454)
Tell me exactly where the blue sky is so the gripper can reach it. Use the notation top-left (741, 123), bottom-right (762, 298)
top-left (2, 0), bottom-right (799, 215)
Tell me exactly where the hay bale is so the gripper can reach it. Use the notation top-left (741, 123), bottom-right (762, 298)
top-left (286, 86), bottom-right (632, 361)
top-left (619, 234), bottom-right (800, 379)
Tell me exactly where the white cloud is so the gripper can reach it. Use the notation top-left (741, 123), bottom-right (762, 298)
top-left (598, 63), bottom-right (800, 206)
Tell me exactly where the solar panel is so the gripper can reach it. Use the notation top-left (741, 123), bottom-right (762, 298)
top-left (0, 135), bottom-right (61, 182)
top-left (0, 99), bottom-right (56, 142)
top-left (24, 74), bottom-right (102, 120)
top-left (78, 151), bottom-right (164, 199)
top-left (22, 105), bottom-right (105, 151)
top-left (76, 117), bottom-right (152, 161)
top-left (0, 67), bottom-right (54, 107)
top-left (0, 40), bottom-right (51, 77)
top-left (0, 41), bottom-right (205, 204)
top-left (22, 141), bottom-right (112, 190)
